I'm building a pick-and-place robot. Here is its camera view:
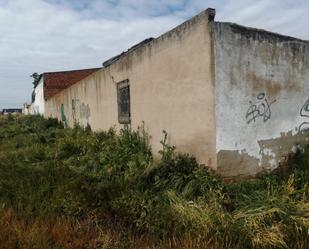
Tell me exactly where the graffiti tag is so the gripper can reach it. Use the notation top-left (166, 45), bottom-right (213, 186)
top-left (299, 99), bottom-right (309, 132)
top-left (72, 99), bottom-right (79, 123)
top-left (60, 104), bottom-right (68, 127)
top-left (80, 103), bottom-right (90, 120)
top-left (246, 93), bottom-right (276, 124)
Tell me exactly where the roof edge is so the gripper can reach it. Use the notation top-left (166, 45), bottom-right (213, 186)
top-left (42, 67), bottom-right (101, 75)
top-left (215, 21), bottom-right (309, 44)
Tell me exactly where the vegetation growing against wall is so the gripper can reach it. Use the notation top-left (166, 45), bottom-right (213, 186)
top-left (0, 115), bottom-right (308, 249)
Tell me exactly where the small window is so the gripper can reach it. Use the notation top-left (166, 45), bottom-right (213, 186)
top-left (117, 80), bottom-right (131, 124)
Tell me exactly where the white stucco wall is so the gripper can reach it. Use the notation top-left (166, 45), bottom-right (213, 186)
top-left (31, 77), bottom-right (44, 115)
top-left (213, 22), bottom-right (309, 176)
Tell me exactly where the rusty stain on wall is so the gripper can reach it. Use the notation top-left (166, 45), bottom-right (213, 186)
top-left (247, 72), bottom-right (301, 97)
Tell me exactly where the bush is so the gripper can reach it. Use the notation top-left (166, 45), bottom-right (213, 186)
top-left (0, 115), bottom-right (308, 248)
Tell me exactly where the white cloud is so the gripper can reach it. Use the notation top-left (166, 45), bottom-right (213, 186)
top-left (0, 0), bottom-right (308, 108)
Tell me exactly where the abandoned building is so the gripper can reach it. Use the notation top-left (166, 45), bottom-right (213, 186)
top-left (39, 8), bottom-right (309, 177)
top-left (30, 68), bottom-right (100, 115)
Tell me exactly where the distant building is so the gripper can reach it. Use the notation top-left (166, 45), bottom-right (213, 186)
top-left (22, 103), bottom-right (31, 115)
top-left (39, 8), bottom-right (309, 177)
top-left (30, 68), bottom-right (100, 115)
top-left (1, 108), bottom-right (22, 115)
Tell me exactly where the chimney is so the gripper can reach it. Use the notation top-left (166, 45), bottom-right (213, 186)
top-left (206, 8), bottom-right (216, 22)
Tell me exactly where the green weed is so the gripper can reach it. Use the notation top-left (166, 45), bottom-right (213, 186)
top-left (0, 115), bottom-right (308, 248)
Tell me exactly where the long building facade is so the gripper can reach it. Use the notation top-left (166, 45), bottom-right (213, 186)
top-left (44, 8), bottom-right (309, 177)
top-left (30, 68), bottom-right (100, 115)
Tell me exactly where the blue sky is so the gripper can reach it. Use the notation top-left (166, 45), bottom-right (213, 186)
top-left (0, 0), bottom-right (309, 109)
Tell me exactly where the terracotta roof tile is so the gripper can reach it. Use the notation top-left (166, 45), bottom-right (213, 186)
top-left (43, 68), bottom-right (101, 100)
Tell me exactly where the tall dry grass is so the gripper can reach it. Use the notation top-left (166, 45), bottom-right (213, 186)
top-left (0, 115), bottom-right (308, 248)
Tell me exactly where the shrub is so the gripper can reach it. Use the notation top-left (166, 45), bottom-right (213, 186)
top-left (0, 115), bottom-right (308, 248)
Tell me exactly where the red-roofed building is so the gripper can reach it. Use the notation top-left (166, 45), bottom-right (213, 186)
top-left (31, 68), bottom-right (100, 115)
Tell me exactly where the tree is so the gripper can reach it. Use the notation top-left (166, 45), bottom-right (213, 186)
top-left (30, 72), bottom-right (40, 88)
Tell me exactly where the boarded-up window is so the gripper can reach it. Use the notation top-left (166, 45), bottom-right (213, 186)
top-left (117, 80), bottom-right (130, 124)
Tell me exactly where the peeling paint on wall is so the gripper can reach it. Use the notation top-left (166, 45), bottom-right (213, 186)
top-left (258, 131), bottom-right (309, 170)
top-left (217, 150), bottom-right (260, 177)
top-left (214, 22), bottom-right (309, 176)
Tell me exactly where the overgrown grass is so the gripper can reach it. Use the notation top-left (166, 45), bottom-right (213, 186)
top-left (0, 115), bottom-right (308, 248)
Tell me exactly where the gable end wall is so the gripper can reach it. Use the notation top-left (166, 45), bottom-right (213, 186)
top-left (213, 22), bottom-right (309, 177)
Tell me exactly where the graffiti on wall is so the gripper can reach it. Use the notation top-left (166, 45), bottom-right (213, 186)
top-left (71, 99), bottom-right (91, 123)
top-left (72, 99), bottom-right (80, 123)
top-left (246, 93), bottom-right (276, 124)
top-left (80, 103), bottom-right (91, 120)
top-left (60, 104), bottom-right (68, 127)
top-left (299, 99), bottom-right (309, 132)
